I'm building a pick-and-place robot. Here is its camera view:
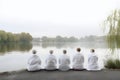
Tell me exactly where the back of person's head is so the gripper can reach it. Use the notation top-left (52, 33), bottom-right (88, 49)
top-left (32, 50), bottom-right (37, 54)
top-left (49, 50), bottom-right (53, 54)
top-left (76, 48), bottom-right (81, 52)
top-left (63, 50), bottom-right (67, 54)
top-left (91, 49), bottom-right (95, 53)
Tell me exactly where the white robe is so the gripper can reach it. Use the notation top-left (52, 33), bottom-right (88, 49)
top-left (59, 54), bottom-right (70, 71)
top-left (87, 53), bottom-right (100, 71)
top-left (27, 54), bottom-right (41, 71)
top-left (72, 53), bottom-right (84, 70)
top-left (45, 54), bottom-right (57, 70)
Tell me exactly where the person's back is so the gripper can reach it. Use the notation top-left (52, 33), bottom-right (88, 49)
top-left (27, 50), bottom-right (41, 71)
top-left (45, 50), bottom-right (57, 70)
top-left (73, 48), bottom-right (84, 70)
top-left (59, 50), bottom-right (70, 71)
top-left (87, 49), bottom-right (100, 71)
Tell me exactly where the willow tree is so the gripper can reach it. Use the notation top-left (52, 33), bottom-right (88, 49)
top-left (104, 9), bottom-right (120, 55)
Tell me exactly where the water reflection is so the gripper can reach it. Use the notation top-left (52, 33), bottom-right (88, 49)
top-left (41, 42), bottom-right (75, 48)
top-left (32, 42), bottom-right (108, 49)
top-left (0, 43), bottom-right (33, 54)
top-left (0, 42), bottom-right (108, 54)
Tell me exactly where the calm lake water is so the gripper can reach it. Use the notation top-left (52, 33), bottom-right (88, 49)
top-left (0, 42), bottom-right (112, 73)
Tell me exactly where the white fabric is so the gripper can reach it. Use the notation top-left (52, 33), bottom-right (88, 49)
top-left (72, 53), bottom-right (84, 70)
top-left (87, 53), bottom-right (100, 71)
top-left (45, 54), bottom-right (57, 70)
top-left (27, 54), bottom-right (41, 71)
top-left (59, 54), bottom-right (70, 71)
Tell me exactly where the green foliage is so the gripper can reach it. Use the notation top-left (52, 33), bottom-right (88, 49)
top-left (0, 30), bottom-right (7, 42)
top-left (104, 9), bottom-right (120, 51)
top-left (19, 32), bottom-right (32, 42)
top-left (7, 32), bottom-right (14, 42)
top-left (105, 59), bottom-right (120, 69)
top-left (0, 30), bottom-right (33, 43)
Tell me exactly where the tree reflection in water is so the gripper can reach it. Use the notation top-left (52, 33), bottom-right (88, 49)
top-left (0, 43), bottom-right (33, 54)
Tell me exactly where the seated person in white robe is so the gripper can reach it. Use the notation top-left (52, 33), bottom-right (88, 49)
top-left (72, 48), bottom-right (84, 70)
top-left (27, 50), bottom-right (41, 71)
top-left (45, 50), bottom-right (57, 70)
top-left (59, 50), bottom-right (70, 71)
top-left (87, 49), bottom-right (100, 71)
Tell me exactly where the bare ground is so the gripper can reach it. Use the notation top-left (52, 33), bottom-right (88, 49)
top-left (0, 69), bottom-right (120, 80)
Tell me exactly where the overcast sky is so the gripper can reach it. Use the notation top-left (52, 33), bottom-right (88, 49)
top-left (0, 0), bottom-right (120, 38)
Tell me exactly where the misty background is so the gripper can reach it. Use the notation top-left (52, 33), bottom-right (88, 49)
top-left (0, 0), bottom-right (120, 38)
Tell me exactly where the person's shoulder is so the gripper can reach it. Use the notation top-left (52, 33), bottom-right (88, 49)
top-left (76, 52), bottom-right (83, 56)
top-left (80, 52), bottom-right (84, 55)
top-left (66, 55), bottom-right (70, 58)
top-left (52, 55), bottom-right (56, 58)
top-left (51, 54), bottom-right (56, 58)
top-left (90, 53), bottom-right (97, 57)
top-left (80, 53), bottom-right (84, 58)
top-left (74, 52), bottom-right (79, 55)
top-left (93, 53), bottom-right (98, 57)
top-left (62, 54), bottom-right (69, 58)
top-left (88, 53), bottom-right (92, 57)
top-left (35, 54), bottom-right (40, 58)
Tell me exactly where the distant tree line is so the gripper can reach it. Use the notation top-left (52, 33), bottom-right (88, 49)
top-left (0, 30), bottom-right (33, 43)
top-left (41, 36), bottom-right (79, 42)
top-left (33, 35), bottom-right (106, 43)
top-left (79, 35), bottom-right (106, 42)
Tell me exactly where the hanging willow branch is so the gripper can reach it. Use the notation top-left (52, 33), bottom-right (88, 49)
top-left (104, 9), bottom-right (120, 52)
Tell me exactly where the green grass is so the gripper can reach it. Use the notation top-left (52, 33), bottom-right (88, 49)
top-left (105, 59), bottom-right (120, 69)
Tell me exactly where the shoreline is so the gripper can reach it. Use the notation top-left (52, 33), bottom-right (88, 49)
top-left (1, 69), bottom-right (120, 80)
top-left (1, 68), bottom-right (120, 74)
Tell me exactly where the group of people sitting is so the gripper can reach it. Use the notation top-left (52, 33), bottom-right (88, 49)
top-left (27, 48), bottom-right (101, 71)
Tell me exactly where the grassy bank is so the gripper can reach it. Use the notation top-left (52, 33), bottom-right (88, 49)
top-left (105, 59), bottom-right (120, 69)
